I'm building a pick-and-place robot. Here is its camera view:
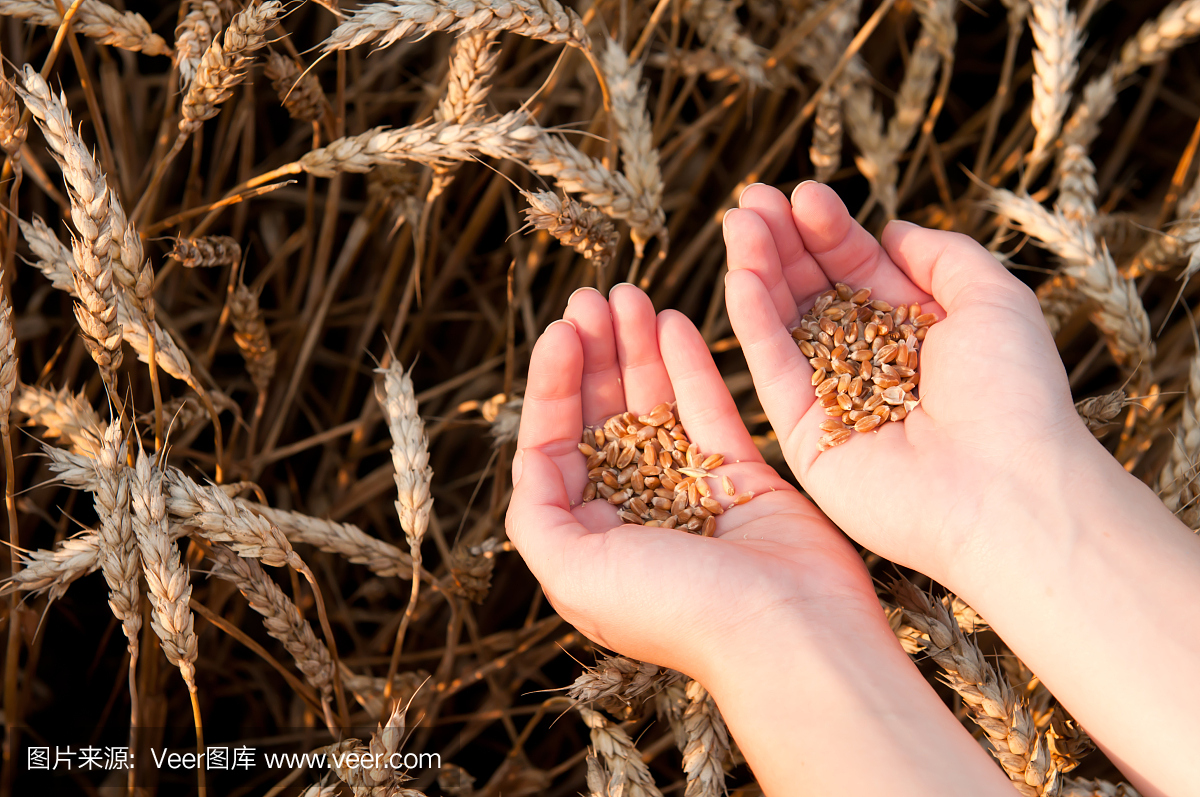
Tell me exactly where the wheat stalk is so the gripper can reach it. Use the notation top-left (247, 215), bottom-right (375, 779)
top-left (520, 190), bottom-right (618, 268)
top-left (681, 679), bottom-right (730, 797)
top-left (0, 0), bottom-right (171, 55)
top-left (207, 544), bottom-right (335, 702)
top-left (16, 66), bottom-right (122, 392)
top-left (579, 706), bottom-right (665, 797)
top-left (1027, 0), bottom-right (1083, 172)
top-left (889, 577), bottom-right (1060, 796)
top-left (990, 189), bottom-right (1154, 373)
top-left (180, 0), bottom-right (282, 135)
top-left (264, 50), bottom-right (326, 125)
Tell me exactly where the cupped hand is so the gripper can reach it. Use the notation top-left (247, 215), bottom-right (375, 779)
top-left (723, 182), bottom-right (1091, 582)
top-left (505, 284), bottom-right (880, 677)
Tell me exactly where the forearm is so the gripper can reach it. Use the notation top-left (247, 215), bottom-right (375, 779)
top-left (946, 435), bottom-right (1200, 797)
top-left (697, 599), bottom-right (1016, 797)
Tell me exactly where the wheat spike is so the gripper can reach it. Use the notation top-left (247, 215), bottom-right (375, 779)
top-left (1158, 349), bottom-right (1200, 526)
top-left (325, 701), bottom-right (418, 793)
top-left (16, 66), bottom-right (122, 389)
top-left (130, 449), bottom-right (198, 691)
top-left (599, 38), bottom-right (663, 253)
top-left (207, 544), bottom-right (334, 700)
top-left (889, 577), bottom-right (1060, 796)
top-left (175, 1), bottom-right (224, 89)
top-left (680, 0), bottom-right (770, 87)
top-left (164, 467), bottom-right (300, 568)
top-left (91, 425), bottom-right (142, 663)
top-left (586, 753), bottom-right (628, 797)
top-left (0, 298), bottom-right (15, 441)
top-left (248, 502), bottom-right (415, 578)
top-left (169, 234), bottom-right (242, 269)
top-left (795, 0), bottom-right (862, 181)
top-left (579, 707), bottom-right (664, 797)
top-left (1114, 0), bottom-right (1200, 82)
top-left (567, 654), bottom-right (682, 716)
top-left (1061, 777), bottom-right (1142, 797)
top-left (681, 679), bottom-right (730, 797)
top-left (990, 189), bottom-right (1154, 373)
top-left (229, 280), bottom-right (276, 395)
top-left (1027, 0), bottom-right (1083, 171)
top-left (0, 77), bottom-right (26, 156)
top-left (520, 190), bottom-right (618, 268)
top-left (2, 532), bottom-right (101, 601)
top-left (264, 51), bottom-right (326, 124)
top-left (377, 361), bottom-right (433, 548)
top-left (15, 383), bottom-right (106, 457)
top-left (181, 0), bottom-right (282, 135)
top-left (0, 0), bottom-right (171, 55)
top-left (322, 0), bottom-right (590, 55)
top-left (1075, 390), bottom-right (1127, 434)
top-left (429, 31), bottom-right (501, 198)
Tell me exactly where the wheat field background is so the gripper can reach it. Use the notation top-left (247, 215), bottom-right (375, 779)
top-left (0, 0), bottom-right (1192, 795)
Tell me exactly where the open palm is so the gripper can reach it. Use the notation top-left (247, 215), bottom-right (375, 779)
top-left (506, 285), bottom-right (881, 675)
top-left (723, 183), bottom-right (1087, 580)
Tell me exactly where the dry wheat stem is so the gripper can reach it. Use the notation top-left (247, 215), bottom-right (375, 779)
top-left (16, 66), bottom-right (122, 391)
top-left (0, 0), bottom-right (171, 55)
top-left (990, 189), bottom-right (1154, 373)
top-left (889, 577), bottom-right (1061, 795)
top-left (520, 190), bottom-right (618, 268)
top-left (579, 706), bottom-right (664, 797)
top-left (681, 679), bottom-right (730, 797)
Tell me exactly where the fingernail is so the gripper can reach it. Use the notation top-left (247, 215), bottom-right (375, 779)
top-left (545, 318), bottom-right (577, 332)
top-left (511, 449), bottom-right (524, 486)
top-left (722, 208), bottom-right (736, 231)
top-left (568, 286), bottom-right (601, 304)
top-left (738, 182), bottom-right (765, 204)
top-left (608, 282), bottom-right (635, 299)
top-left (790, 180), bottom-right (816, 204)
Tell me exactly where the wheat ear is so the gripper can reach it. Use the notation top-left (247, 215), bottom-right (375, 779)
top-left (568, 654), bottom-right (682, 716)
top-left (428, 31), bottom-right (501, 198)
top-left (15, 383), bottom-right (106, 457)
top-left (990, 189), bottom-right (1154, 373)
top-left (1158, 349), bottom-right (1200, 527)
top-left (1075, 390), bottom-right (1127, 434)
top-left (600, 37), bottom-right (663, 255)
top-left (3, 532), bottom-right (101, 601)
top-left (229, 280), bottom-right (276, 396)
top-left (795, 0), bottom-right (862, 181)
top-left (264, 51), bottom-right (326, 125)
top-left (175, 0), bottom-right (224, 89)
top-left (1113, 0), bottom-right (1200, 82)
top-left (0, 77), bottom-right (26, 156)
top-left (180, 0), bottom-right (283, 135)
top-left (579, 707), bottom-right (665, 797)
top-left (586, 752), bottom-right (628, 797)
top-left (207, 544), bottom-right (335, 703)
top-left (681, 679), bottom-right (730, 797)
top-left (889, 577), bottom-right (1060, 796)
top-left (1061, 777), bottom-right (1143, 797)
top-left (0, 299), bottom-right (15, 443)
top-left (680, 0), bottom-right (770, 87)
top-left (0, 0), bottom-right (172, 55)
top-left (326, 701), bottom-right (420, 794)
top-left (1027, 0), bottom-right (1082, 172)
top-left (169, 234), bottom-right (242, 269)
top-left (247, 502), bottom-right (415, 578)
top-left (16, 66), bottom-right (122, 392)
top-left (323, 0), bottom-right (589, 55)
top-left (520, 190), bottom-right (618, 268)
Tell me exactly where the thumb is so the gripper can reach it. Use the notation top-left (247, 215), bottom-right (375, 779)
top-left (881, 221), bottom-right (1040, 320)
top-left (506, 447), bottom-right (587, 581)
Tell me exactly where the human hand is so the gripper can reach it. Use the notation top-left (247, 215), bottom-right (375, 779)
top-left (722, 182), bottom-right (1095, 585)
top-left (505, 284), bottom-right (882, 678)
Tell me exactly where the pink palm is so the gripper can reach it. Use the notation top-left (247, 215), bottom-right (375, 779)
top-left (723, 182), bottom-right (1085, 578)
top-left (506, 285), bottom-right (880, 674)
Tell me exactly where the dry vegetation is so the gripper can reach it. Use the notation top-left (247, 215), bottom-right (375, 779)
top-left (0, 0), bottom-right (1196, 795)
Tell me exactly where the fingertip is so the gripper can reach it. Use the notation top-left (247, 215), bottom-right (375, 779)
top-left (790, 179), bottom-right (817, 205)
top-left (738, 182), bottom-right (767, 205)
top-left (567, 285), bottom-right (603, 307)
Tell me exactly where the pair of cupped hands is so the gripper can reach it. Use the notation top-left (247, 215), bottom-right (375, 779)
top-left (506, 181), bottom-right (1085, 678)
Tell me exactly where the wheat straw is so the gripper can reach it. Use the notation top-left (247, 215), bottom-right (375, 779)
top-left (0, 0), bottom-right (171, 55)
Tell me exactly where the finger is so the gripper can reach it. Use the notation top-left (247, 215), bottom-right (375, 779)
top-left (790, 182), bottom-right (932, 308)
top-left (610, 283), bottom-right (675, 413)
top-left (563, 287), bottom-right (626, 426)
top-left (657, 310), bottom-right (765, 464)
top-left (506, 448), bottom-right (589, 583)
top-left (516, 320), bottom-right (589, 498)
top-left (738, 183), bottom-right (832, 310)
top-left (724, 268), bottom-right (815, 444)
top-left (723, 206), bottom-right (803, 329)
top-left (881, 220), bottom-right (1039, 319)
